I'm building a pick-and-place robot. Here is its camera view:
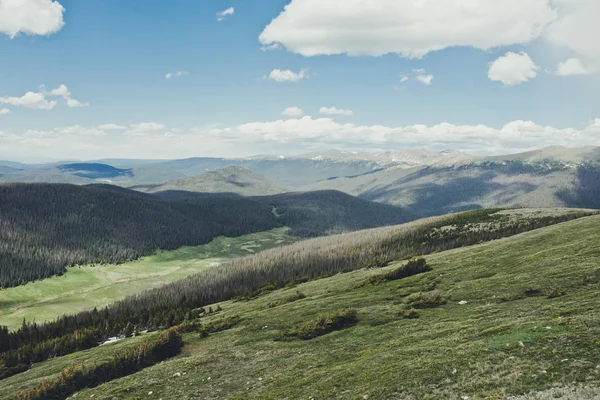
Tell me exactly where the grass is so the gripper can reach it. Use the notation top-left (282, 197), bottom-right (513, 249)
top-left (4, 213), bottom-right (600, 399)
top-left (0, 228), bottom-right (295, 330)
top-left (0, 334), bottom-right (153, 399)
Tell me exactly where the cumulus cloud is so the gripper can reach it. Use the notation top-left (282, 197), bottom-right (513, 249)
top-left (267, 68), bottom-right (308, 82)
top-left (556, 58), bottom-right (594, 76)
top-left (217, 7), bottom-right (234, 21)
top-left (282, 106), bottom-right (304, 117)
top-left (0, 108), bottom-right (12, 115)
top-left (0, 0), bottom-right (65, 38)
top-left (4, 117), bottom-right (600, 161)
top-left (488, 52), bottom-right (539, 86)
top-left (0, 85), bottom-right (87, 111)
top-left (48, 84), bottom-right (89, 107)
top-left (259, 0), bottom-right (557, 58)
top-left (544, 0), bottom-right (600, 65)
top-left (0, 91), bottom-right (56, 110)
top-left (165, 71), bottom-right (189, 79)
top-left (319, 106), bottom-right (353, 116)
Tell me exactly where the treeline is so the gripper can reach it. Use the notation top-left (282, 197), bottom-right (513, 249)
top-left (1, 209), bottom-right (591, 368)
top-left (0, 183), bottom-right (280, 288)
top-left (0, 324), bottom-right (103, 379)
top-left (12, 327), bottom-right (182, 400)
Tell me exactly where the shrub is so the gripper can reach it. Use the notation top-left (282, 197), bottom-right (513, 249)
top-left (282, 308), bottom-right (358, 340)
top-left (401, 308), bottom-right (420, 319)
top-left (497, 292), bottom-right (525, 303)
top-left (267, 291), bottom-right (307, 308)
top-left (406, 291), bottom-right (446, 309)
top-left (544, 287), bottom-right (567, 299)
top-left (363, 258), bottom-right (431, 286)
top-left (204, 316), bottom-right (242, 334)
top-left (524, 286), bottom-right (542, 297)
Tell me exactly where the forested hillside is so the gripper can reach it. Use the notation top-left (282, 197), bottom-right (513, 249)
top-left (256, 190), bottom-right (414, 236)
top-left (0, 183), bottom-right (280, 288)
top-left (0, 183), bottom-right (411, 288)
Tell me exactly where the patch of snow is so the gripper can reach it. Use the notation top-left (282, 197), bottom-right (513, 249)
top-left (99, 336), bottom-right (122, 346)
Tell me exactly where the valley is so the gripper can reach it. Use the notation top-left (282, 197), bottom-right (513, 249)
top-left (0, 228), bottom-right (295, 331)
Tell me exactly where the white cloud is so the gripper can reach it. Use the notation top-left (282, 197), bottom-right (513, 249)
top-left (0, 0), bottom-right (65, 38)
top-left (400, 76), bottom-right (409, 83)
top-left (4, 117), bottom-right (600, 161)
top-left (126, 122), bottom-right (166, 136)
top-left (261, 43), bottom-right (281, 51)
top-left (488, 52), bottom-right (539, 86)
top-left (282, 106), bottom-right (304, 117)
top-left (98, 124), bottom-right (126, 130)
top-left (259, 0), bottom-right (557, 58)
top-left (0, 108), bottom-right (11, 115)
top-left (48, 84), bottom-right (89, 107)
top-left (267, 68), bottom-right (308, 82)
top-left (415, 74), bottom-right (434, 85)
top-left (0, 84), bottom-right (87, 111)
top-left (556, 58), bottom-right (594, 76)
top-left (217, 7), bottom-right (234, 21)
top-left (544, 0), bottom-right (600, 65)
top-left (0, 91), bottom-right (56, 110)
top-left (319, 106), bottom-right (353, 116)
top-left (165, 71), bottom-right (189, 79)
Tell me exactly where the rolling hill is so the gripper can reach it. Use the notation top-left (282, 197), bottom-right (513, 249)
top-left (131, 166), bottom-right (285, 196)
top-left (57, 163), bottom-right (133, 180)
top-left (305, 161), bottom-right (600, 217)
top-left (2, 146), bottom-right (600, 220)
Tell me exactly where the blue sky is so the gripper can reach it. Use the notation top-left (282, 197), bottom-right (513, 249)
top-left (0, 0), bottom-right (599, 161)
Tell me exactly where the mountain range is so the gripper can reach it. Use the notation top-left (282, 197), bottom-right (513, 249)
top-left (2, 146), bottom-right (600, 218)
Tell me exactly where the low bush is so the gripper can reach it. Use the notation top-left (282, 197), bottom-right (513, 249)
top-left (203, 316), bottom-right (242, 333)
top-left (282, 308), bottom-right (358, 340)
top-left (267, 291), bottom-right (307, 308)
top-left (401, 308), bottom-right (420, 319)
top-left (497, 292), bottom-right (525, 303)
top-left (406, 291), bottom-right (447, 309)
top-left (363, 258), bottom-right (431, 286)
top-left (544, 287), bottom-right (567, 298)
top-left (524, 286), bottom-right (542, 297)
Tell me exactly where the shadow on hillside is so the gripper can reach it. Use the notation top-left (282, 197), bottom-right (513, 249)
top-left (557, 165), bottom-right (600, 209)
top-left (360, 167), bottom-right (538, 217)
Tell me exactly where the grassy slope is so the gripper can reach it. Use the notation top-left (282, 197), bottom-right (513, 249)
top-left (0, 334), bottom-right (154, 399)
top-left (0, 228), bottom-right (294, 330)
top-left (3, 214), bottom-right (599, 399)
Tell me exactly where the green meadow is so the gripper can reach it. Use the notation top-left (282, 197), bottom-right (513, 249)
top-left (0, 228), bottom-right (295, 330)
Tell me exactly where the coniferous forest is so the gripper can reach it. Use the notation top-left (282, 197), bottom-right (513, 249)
top-left (0, 183), bottom-right (412, 288)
